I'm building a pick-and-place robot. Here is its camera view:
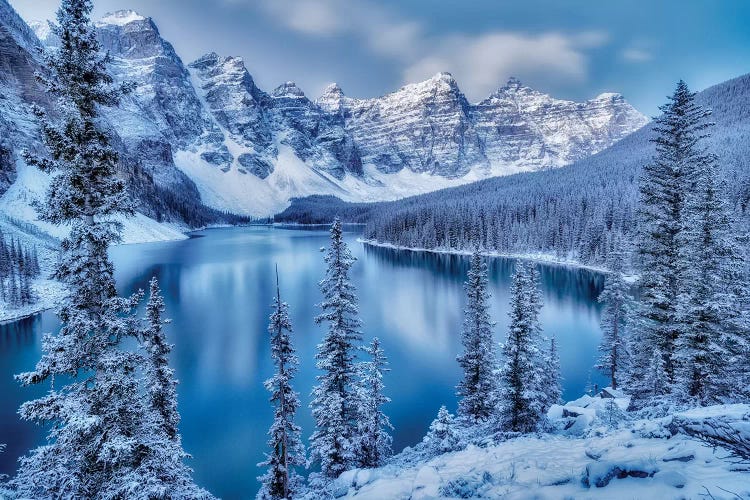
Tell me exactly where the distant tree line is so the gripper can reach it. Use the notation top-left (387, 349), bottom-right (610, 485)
top-left (0, 230), bottom-right (40, 308)
top-left (127, 161), bottom-right (254, 227)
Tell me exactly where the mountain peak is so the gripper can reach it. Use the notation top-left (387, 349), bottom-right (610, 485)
top-left (322, 82), bottom-right (344, 96)
top-left (316, 83), bottom-right (346, 113)
top-left (432, 71), bottom-right (456, 82)
top-left (98, 10), bottom-right (146, 27)
top-left (272, 81), bottom-right (305, 98)
top-left (505, 76), bottom-right (523, 88)
top-left (428, 72), bottom-right (460, 90)
top-left (401, 71), bottom-right (460, 96)
top-left (189, 52), bottom-right (227, 71)
top-left (593, 92), bottom-right (623, 102)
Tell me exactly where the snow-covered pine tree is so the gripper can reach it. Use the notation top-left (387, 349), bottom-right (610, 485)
top-left (596, 250), bottom-right (630, 390)
top-left (423, 406), bottom-right (463, 455)
top-left (676, 133), bottom-right (749, 405)
top-left (310, 218), bottom-right (363, 479)
top-left (354, 337), bottom-right (393, 469)
top-left (0, 444), bottom-right (9, 498)
top-left (630, 80), bottom-right (710, 407)
top-left (541, 334), bottom-right (562, 408)
top-left (143, 278), bottom-right (179, 440)
top-left (456, 250), bottom-right (497, 423)
top-left (497, 262), bottom-right (547, 433)
top-left (258, 267), bottom-right (305, 500)
top-left (13, 2), bottom-right (209, 497)
top-left (643, 348), bottom-right (669, 404)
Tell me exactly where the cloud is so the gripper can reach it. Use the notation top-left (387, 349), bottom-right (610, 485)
top-left (404, 32), bottom-right (604, 101)
top-left (622, 47), bottom-right (653, 63)
top-left (252, 0), bottom-right (346, 36)
top-left (249, 0), bottom-right (421, 59)
top-left (233, 0), bottom-right (608, 100)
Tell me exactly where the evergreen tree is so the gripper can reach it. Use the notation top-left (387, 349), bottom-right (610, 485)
top-left (676, 140), bottom-right (748, 405)
top-left (258, 268), bottom-right (305, 500)
top-left (8, 269), bottom-right (18, 307)
top-left (13, 1), bottom-right (208, 497)
top-left (497, 262), bottom-right (547, 433)
top-left (542, 334), bottom-right (562, 407)
top-left (456, 251), bottom-right (497, 423)
top-left (598, 398), bottom-right (627, 429)
top-left (143, 278), bottom-right (180, 440)
top-left (355, 338), bottom-right (393, 469)
top-left (642, 348), bottom-right (669, 401)
top-left (310, 218), bottom-right (363, 479)
top-left (596, 250), bottom-right (630, 390)
top-left (422, 406), bottom-right (462, 454)
top-left (0, 444), bottom-right (9, 498)
top-left (631, 80), bottom-right (711, 407)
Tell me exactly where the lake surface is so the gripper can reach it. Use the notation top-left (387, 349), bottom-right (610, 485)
top-left (0, 226), bottom-right (606, 499)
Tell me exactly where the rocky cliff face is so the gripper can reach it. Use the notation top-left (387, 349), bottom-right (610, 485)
top-left (189, 54), bottom-right (362, 180)
top-left (94, 11), bottom-right (230, 189)
top-left (188, 52), bottom-right (275, 176)
top-left (3, 5), bottom-right (648, 219)
top-left (317, 74), bottom-right (648, 178)
top-left (16, 6), bottom-right (232, 226)
top-left (470, 77), bottom-right (648, 172)
top-left (322, 72), bottom-right (487, 178)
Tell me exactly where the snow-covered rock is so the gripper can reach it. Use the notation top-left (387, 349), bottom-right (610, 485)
top-left (327, 72), bottom-right (487, 178)
top-left (94, 11), bottom-right (229, 193)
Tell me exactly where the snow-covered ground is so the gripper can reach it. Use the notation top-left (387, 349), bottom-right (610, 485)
top-left (332, 392), bottom-right (750, 499)
top-left (0, 278), bottom-right (65, 323)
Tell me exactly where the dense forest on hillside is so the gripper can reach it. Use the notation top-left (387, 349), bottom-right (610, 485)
top-left (277, 74), bottom-right (750, 267)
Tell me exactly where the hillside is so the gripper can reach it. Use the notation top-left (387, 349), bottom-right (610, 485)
top-left (278, 73), bottom-right (750, 267)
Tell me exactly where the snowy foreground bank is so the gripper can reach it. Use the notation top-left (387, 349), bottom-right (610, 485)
top-left (328, 392), bottom-right (750, 499)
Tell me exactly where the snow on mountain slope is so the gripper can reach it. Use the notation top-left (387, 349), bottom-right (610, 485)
top-left (93, 11), bottom-right (230, 191)
top-left (318, 74), bottom-right (648, 178)
top-left (471, 78), bottom-right (649, 173)
top-left (320, 72), bottom-right (487, 178)
top-left (174, 146), bottom-right (486, 217)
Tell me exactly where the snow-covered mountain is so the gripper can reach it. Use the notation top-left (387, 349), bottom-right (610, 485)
top-left (470, 78), bottom-right (648, 173)
top-left (182, 52), bottom-right (646, 215)
top-left (2, 4), bottom-right (648, 220)
top-left (318, 74), bottom-right (648, 178)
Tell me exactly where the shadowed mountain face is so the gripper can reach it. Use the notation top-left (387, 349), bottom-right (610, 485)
top-left (1, 3), bottom-right (648, 219)
top-left (0, 0), bottom-right (47, 194)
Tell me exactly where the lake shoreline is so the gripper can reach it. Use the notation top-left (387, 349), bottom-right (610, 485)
top-left (0, 230), bottom-right (615, 325)
top-left (0, 279), bottom-right (65, 324)
top-left (358, 238), bottom-right (611, 275)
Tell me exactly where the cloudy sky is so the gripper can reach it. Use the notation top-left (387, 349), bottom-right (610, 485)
top-left (9, 0), bottom-right (750, 114)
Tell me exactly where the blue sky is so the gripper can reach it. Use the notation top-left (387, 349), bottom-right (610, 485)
top-left (10, 0), bottom-right (750, 114)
